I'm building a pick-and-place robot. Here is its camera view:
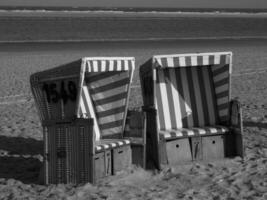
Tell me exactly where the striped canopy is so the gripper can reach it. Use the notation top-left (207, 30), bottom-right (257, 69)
top-left (140, 52), bottom-right (232, 130)
top-left (30, 57), bottom-right (135, 141)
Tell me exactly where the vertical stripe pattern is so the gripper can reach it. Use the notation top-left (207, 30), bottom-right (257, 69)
top-left (153, 53), bottom-right (231, 129)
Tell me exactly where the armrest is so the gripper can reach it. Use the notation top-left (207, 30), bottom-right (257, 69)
top-left (124, 108), bottom-right (146, 142)
top-left (229, 99), bottom-right (243, 131)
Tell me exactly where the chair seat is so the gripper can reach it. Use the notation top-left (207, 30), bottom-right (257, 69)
top-left (159, 126), bottom-right (229, 140)
top-left (95, 139), bottom-right (130, 153)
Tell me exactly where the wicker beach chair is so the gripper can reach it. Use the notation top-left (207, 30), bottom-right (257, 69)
top-left (140, 52), bottom-right (244, 169)
top-left (30, 57), bottom-right (135, 184)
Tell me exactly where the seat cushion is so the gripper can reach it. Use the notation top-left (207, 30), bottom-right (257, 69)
top-left (95, 139), bottom-right (130, 153)
top-left (159, 126), bottom-right (229, 140)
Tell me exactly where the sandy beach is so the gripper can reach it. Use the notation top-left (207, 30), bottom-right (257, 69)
top-left (0, 38), bottom-right (266, 199)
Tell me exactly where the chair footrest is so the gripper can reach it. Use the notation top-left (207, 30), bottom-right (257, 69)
top-left (95, 139), bottom-right (130, 153)
top-left (159, 126), bottom-right (229, 140)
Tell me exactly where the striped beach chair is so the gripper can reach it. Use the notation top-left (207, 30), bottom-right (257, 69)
top-left (140, 52), bottom-right (244, 169)
top-left (30, 57), bottom-right (135, 184)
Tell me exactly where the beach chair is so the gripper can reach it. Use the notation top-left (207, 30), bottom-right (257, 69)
top-left (140, 52), bottom-right (244, 169)
top-left (30, 57), bottom-right (135, 184)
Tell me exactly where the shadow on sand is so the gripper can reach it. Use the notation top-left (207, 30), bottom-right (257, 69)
top-left (0, 136), bottom-right (43, 184)
top-left (244, 121), bottom-right (267, 129)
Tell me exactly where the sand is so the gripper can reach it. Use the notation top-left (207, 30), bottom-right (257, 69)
top-left (0, 39), bottom-right (266, 199)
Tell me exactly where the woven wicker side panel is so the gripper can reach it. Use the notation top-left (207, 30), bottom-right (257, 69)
top-left (44, 119), bottom-right (94, 184)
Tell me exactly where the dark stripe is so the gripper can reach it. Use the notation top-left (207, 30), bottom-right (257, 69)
top-left (86, 71), bottom-right (123, 83)
top-left (161, 57), bottom-right (168, 68)
top-left (155, 69), bottom-right (166, 130)
top-left (220, 55), bottom-right (227, 65)
top-left (170, 130), bottom-right (178, 138)
top-left (218, 102), bottom-right (229, 110)
top-left (212, 65), bottom-right (229, 77)
top-left (209, 55), bottom-right (215, 65)
top-left (128, 60), bottom-right (133, 71)
top-left (113, 60), bottom-right (118, 71)
top-left (105, 60), bottom-right (110, 71)
top-left (197, 67), bottom-right (210, 126)
top-left (191, 128), bottom-right (201, 136)
top-left (214, 77), bottom-right (229, 88)
top-left (102, 133), bottom-right (123, 139)
top-left (175, 68), bottom-right (188, 127)
top-left (216, 91), bottom-right (229, 98)
top-left (202, 67), bottom-right (216, 125)
top-left (93, 92), bottom-right (127, 106)
top-left (202, 127), bottom-right (212, 135)
top-left (208, 68), bottom-right (219, 124)
top-left (99, 120), bottom-right (123, 130)
top-left (164, 69), bottom-right (177, 129)
top-left (173, 57), bottom-right (180, 67)
top-left (186, 67), bottom-right (199, 126)
top-left (90, 78), bottom-right (129, 94)
top-left (181, 129), bottom-right (190, 137)
top-left (197, 56), bottom-right (203, 66)
top-left (97, 106), bottom-right (126, 118)
top-left (97, 60), bottom-right (101, 72)
top-left (220, 116), bottom-right (228, 123)
top-left (185, 56), bottom-right (191, 66)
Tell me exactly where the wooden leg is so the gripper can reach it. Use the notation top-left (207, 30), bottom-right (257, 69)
top-left (191, 137), bottom-right (203, 161)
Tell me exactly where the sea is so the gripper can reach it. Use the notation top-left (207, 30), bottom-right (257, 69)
top-left (0, 7), bottom-right (267, 42)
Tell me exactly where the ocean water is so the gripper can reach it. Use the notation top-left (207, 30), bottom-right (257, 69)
top-left (0, 9), bottom-right (267, 42)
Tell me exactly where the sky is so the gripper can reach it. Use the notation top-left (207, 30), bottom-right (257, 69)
top-left (0, 0), bottom-right (267, 9)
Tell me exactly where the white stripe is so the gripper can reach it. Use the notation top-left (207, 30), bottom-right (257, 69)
top-left (214, 54), bottom-right (221, 65)
top-left (213, 70), bottom-right (229, 82)
top-left (124, 60), bottom-right (129, 71)
top-left (79, 97), bottom-right (87, 117)
top-left (173, 130), bottom-right (183, 137)
top-left (118, 141), bottom-right (123, 145)
top-left (199, 128), bottom-right (208, 135)
top-left (181, 128), bottom-right (194, 136)
top-left (191, 56), bottom-right (198, 66)
top-left (83, 86), bottom-right (101, 141)
top-left (117, 60), bottom-right (122, 71)
top-left (215, 84), bottom-right (229, 94)
top-left (158, 70), bottom-right (172, 129)
top-left (92, 86), bottom-right (127, 101)
top-left (86, 61), bottom-right (92, 72)
top-left (203, 55), bottom-right (210, 65)
top-left (179, 57), bottom-right (186, 67)
top-left (109, 60), bottom-right (114, 71)
top-left (167, 57), bottom-right (174, 67)
top-left (103, 144), bottom-right (109, 149)
top-left (125, 140), bottom-right (130, 144)
top-left (101, 60), bottom-right (106, 72)
top-left (202, 67), bottom-right (216, 125)
top-left (180, 68), bottom-right (193, 127)
top-left (111, 143), bottom-right (116, 147)
top-left (95, 99), bottom-right (126, 113)
top-left (101, 127), bottom-right (122, 135)
top-left (98, 112), bottom-right (124, 125)
top-left (93, 61), bottom-right (98, 72)
top-left (207, 127), bottom-right (218, 134)
top-left (96, 146), bottom-right (101, 151)
top-left (217, 96), bottom-right (229, 105)
top-left (219, 109), bottom-right (228, 116)
top-left (191, 67), bottom-right (205, 126)
top-left (88, 72), bottom-right (128, 88)
top-left (169, 69), bottom-right (182, 128)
